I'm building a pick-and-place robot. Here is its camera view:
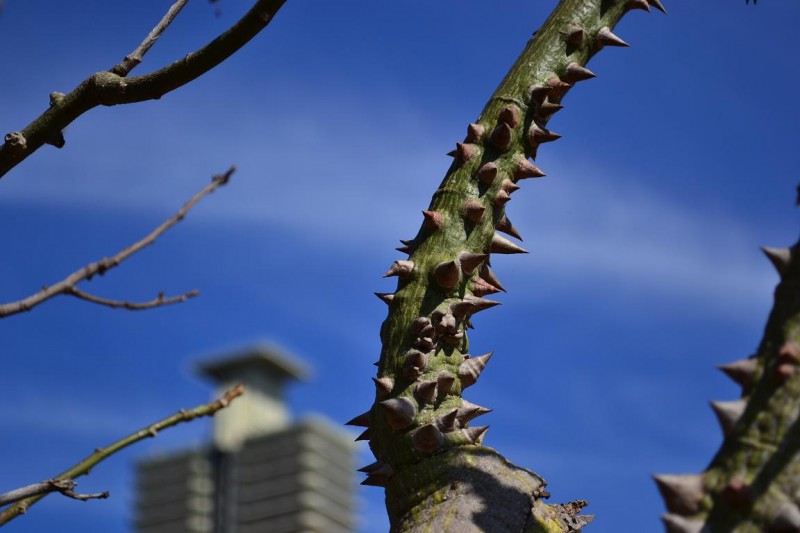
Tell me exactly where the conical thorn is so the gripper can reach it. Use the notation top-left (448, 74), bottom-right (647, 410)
top-left (628, 0), bottom-right (651, 11)
top-left (564, 25), bottom-right (585, 45)
top-left (458, 352), bottom-right (493, 388)
top-left (564, 62), bottom-right (596, 83)
top-left (498, 106), bottom-right (521, 129)
top-left (496, 214), bottom-right (523, 240)
top-left (379, 397), bottom-right (417, 430)
top-left (414, 380), bottom-right (438, 404)
top-left (717, 358), bottom-right (757, 391)
top-left (710, 400), bottom-right (746, 437)
top-left (478, 162), bottom-right (498, 185)
top-left (652, 473), bottom-right (705, 515)
top-left (458, 251), bottom-right (488, 275)
top-left (466, 123), bottom-right (485, 143)
top-left (661, 515), bottom-right (705, 533)
top-left (463, 199), bottom-right (486, 223)
top-left (514, 158), bottom-right (546, 181)
top-left (422, 210), bottom-right (444, 230)
top-left (479, 264), bottom-right (506, 292)
top-left (437, 371), bottom-right (456, 394)
top-left (412, 423), bottom-right (444, 454)
top-left (490, 233), bottom-right (529, 254)
top-left (528, 124), bottom-right (561, 144)
top-left (384, 260), bottom-right (415, 279)
top-left (346, 411), bottom-right (371, 427)
top-left (472, 276), bottom-right (502, 297)
top-left (494, 190), bottom-right (511, 207)
top-left (597, 26), bottom-right (629, 48)
top-left (463, 425), bottom-right (489, 445)
top-left (490, 123), bottom-right (514, 151)
top-left (761, 246), bottom-right (792, 277)
top-left (434, 260), bottom-right (461, 289)
top-left (375, 292), bottom-right (394, 305)
top-left (373, 376), bottom-right (394, 398)
top-left (648, 0), bottom-right (667, 13)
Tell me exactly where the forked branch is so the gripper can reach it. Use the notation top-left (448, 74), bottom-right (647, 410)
top-left (0, 166), bottom-right (236, 318)
top-left (0, 384), bottom-right (245, 525)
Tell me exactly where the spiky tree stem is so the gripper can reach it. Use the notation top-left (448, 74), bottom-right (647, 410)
top-left (655, 236), bottom-right (800, 532)
top-left (348, 1), bottom-right (660, 531)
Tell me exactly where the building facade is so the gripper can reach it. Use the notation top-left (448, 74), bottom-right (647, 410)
top-left (134, 345), bottom-right (356, 533)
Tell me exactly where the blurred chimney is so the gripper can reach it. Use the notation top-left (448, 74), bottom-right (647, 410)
top-left (196, 343), bottom-right (308, 452)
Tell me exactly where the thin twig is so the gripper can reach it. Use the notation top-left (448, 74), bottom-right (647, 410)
top-left (0, 479), bottom-right (109, 507)
top-left (0, 166), bottom-right (235, 318)
top-left (0, 0), bottom-right (287, 178)
top-left (111, 0), bottom-right (190, 77)
top-left (65, 287), bottom-right (200, 311)
top-left (0, 384), bottom-right (245, 525)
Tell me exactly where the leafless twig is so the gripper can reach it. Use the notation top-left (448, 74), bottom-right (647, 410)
top-left (0, 480), bottom-right (108, 507)
top-left (111, 0), bottom-right (190, 77)
top-left (0, 0), bottom-right (287, 177)
top-left (0, 166), bottom-right (235, 318)
top-left (0, 384), bottom-right (244, 525)
top-left (65, 287), bottom-right (200, 310)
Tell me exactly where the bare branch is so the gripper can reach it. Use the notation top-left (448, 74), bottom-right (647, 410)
top-left (0, 480), bottom-right (108, 507)
top-left (0, 0), bottom-right (287, 178)
top-left (0, 384), bottom-right (245, 525)
top-left (0, 166), bottom-right (236, 318)
top-left (111, 0), bottom-right (190, 77)
top-left (65, 287), bottom-right (200, 311)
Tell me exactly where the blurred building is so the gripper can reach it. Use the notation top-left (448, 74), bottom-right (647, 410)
top-left (133, 345), bottom-right (356, 533)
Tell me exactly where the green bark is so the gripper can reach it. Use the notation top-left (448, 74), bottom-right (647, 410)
top-left (346, 0), bottom-right (661, 530)
top-left (654, 240), bottom-right (800, 533)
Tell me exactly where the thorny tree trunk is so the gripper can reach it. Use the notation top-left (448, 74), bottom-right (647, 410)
top-left (345, 0), bottom-right (665, 531)
top-left (655, 239), bottom-right (800, 533)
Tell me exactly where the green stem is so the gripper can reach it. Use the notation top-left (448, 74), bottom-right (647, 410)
top-left (0, 384), bottom-right (243, 526)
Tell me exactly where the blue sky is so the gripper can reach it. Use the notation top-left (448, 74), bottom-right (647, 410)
top-left (1, 1), bottom-right (798, 531)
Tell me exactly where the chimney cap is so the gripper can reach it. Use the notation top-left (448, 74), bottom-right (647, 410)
top-left (196, 343), bottom-right (309, 384)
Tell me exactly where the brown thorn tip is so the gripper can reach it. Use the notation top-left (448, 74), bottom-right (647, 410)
top-left (597, 27), bottom-right (630, 48)
top-left (496, 215), bottom-right (523, 240)
top-left (494, 189), bottom-right (511, 207)
top-left (463, 425), bottom-right (489, 445)
top-left (565, 25), bottom-right (585, 45)
top-left (490, 233), bottom-right (528, 254)
top-left (384, 260), bottom-right (415, 279)
top-left (761, 246), bottom-right (792, 277)
top-left (434, 260), bottom-right (461, 289)
top-left (463, 199), bottom-right (486, 223)
top-left (375, 292), bottom-right (394, 305)
top-left (529, 85), bottom-right (551, 104)
top-left (498, 106), bottom-right (521, 129)
top-left (717, 358), bottom-right (757, 391)
top-left (661, 515), bottom-right (705, 533)
top-left (458, 251), bottom-right (488, 275)
top-left (628, 0), bottom-right (651, 11)
top-left (414, 380), bottom-right (438, 404)
top-left (466, 123), bottom-right (485, 142)
top-left (422, 210), bottom-right (444, 230)
top-left (565, 63), bottom-right (597, 82)
top-left (648, 0), bottom-right (667, 13)
top-left (490, 123), bottom-right (514, 151)
top-left (528, 124), bottom-right (561, 144)
top-left (373, 377), bottom-right (393, 397)
top-left (379, 397), bottom-right (417, 430)
top-left (412, 423), bottom-right (444, 454)
top-left (345, 411), bottom-right (371, 427)
top-left (479, 265), bottom-right (506, 292)
top-left (478, 163), bottom-right (499, 185)
top-left (355, 427), bottom-right (371, 441)
top-left (458, 352), bottom-right (493, 388)
top-left (710, 400), bottom-right (746, 437)
top-left (472, 276), bottom-right (502, 297)
top-left (535, 100), bottom-right (563, 120)
top-left (652, 474), bottom-right (704, 515)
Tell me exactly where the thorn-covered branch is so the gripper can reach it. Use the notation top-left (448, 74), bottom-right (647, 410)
top-left (0, 0), bottom-right (286, 178)
top-left (110, 0), bottom-right (190, 77)
top-left (0, 166), bottom-right (235, 318)
top-left (0, 384), bottom-right (244, 526)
